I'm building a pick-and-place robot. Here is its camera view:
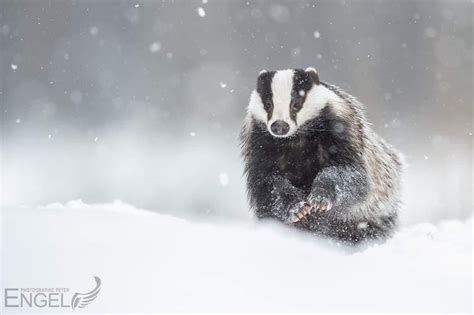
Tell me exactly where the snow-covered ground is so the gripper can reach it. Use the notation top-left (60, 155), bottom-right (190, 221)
top-left (2, 200), bottom-right (472, 313)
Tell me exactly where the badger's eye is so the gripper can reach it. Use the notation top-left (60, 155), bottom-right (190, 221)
top-left (263, 100), bottom-right (273, 111)
top-left (291, 99), bottom-right (303, 112)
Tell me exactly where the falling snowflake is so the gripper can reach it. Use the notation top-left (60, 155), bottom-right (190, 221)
top-left (357, 222), bottom-right (368, 230)
top-left (313, 30), bottom-right (321, 39)
top-left (197, 7), bottom-right (206, 17)
top-left (11, 64), bottom-right (18, 70)
top-left (190, 132), bottom-right (196, 137)
top-left (219, 82), bottom-right (227, 88)
top-left (89, 26), bottom-right (99, 36)
top-left (149, 42), bottom-right (162, 53)
top-left (292, 47), bottom-right (301, 56)
top-left (219, 173), bottom-right (229, 187)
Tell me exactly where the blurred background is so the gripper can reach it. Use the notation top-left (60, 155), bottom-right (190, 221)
top-left (1, 0), bottom-right (472, 225)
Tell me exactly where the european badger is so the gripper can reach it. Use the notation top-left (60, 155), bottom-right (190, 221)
top-left (241, 68), bottom-right (403, 243)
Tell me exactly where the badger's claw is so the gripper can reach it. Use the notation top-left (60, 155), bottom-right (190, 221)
top-left (288, 201), bottom-right (313, 223)
top-left (308, 195), bottom-right (333, 213)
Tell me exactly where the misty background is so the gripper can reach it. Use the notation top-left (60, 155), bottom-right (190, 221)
top-left (1, 0), bottom-right (472, 225)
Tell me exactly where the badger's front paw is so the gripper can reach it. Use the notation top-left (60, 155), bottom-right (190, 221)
top-left (287, 201), bottom-right (313, 223)
top-left (308, 194), bottom-right (333, 213)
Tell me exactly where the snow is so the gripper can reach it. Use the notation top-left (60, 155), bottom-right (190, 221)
top-left (313, 30), bottom-right (321, 39)
top-left (2, 200), bottom-right (471, 312)
top-left (218, 172), bottom-right (229, 187)
top-left (89, 26), bottom-right (99, 36)
top-left (148, 41), bottom-right (161, 53)
top-left (197, 7), bottom-right (206, 17)
top-left (10, 63), bottom-right (18, 70)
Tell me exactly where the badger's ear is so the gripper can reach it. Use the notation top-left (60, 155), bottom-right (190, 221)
top-left (305, 67), bottom-right (320, 85)
top-left (257, 69), bottom-right (274, 91)
top-left (256, 70), bottom-right (266, 89)
top-left (257, 70), bottom-right (266, 85)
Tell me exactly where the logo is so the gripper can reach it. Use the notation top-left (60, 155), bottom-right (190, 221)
top-left (3, 276), bottom-right (101, 311)
top-left (71, 277), bottom-right (101, 311)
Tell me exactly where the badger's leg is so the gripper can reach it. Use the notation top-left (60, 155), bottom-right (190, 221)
top-left (248, 174), bottom-right (307, 223)
top-left (323, 213), bottom-right (398, 244)
top-left (309, 164), bottom-right (369, 215)
top-left (270, 175), bottom-right (310, 223)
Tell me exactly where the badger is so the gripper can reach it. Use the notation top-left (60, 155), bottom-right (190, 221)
top-left (241, 68), bottom-right (403, 244)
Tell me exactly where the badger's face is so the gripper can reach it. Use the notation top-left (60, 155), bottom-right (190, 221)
top-left (248, 68), bottom-right (326, 138)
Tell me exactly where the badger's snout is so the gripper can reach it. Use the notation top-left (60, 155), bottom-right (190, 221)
top-left (270, 120), bottom-right (290, 136)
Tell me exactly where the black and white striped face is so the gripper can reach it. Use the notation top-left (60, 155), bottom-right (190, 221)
top-left (248, 68), bottom-right (329, 138)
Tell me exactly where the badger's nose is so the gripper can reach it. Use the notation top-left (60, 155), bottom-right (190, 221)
top-left (270, 120), bottom-right (290, 136)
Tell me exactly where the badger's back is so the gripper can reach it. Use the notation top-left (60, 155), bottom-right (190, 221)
top-left (322, 82), bottom-right (404, 222)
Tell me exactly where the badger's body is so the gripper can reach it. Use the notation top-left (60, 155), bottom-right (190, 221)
top-left (241, 68), bottom-right (403, 243)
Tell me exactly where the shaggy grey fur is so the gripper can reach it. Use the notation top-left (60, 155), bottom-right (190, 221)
top-left (241, 69), bottom-right (403, 244)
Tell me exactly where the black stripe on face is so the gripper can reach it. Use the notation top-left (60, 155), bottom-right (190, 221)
top-left (256, 71), bottom-right (276, 121)
top-left (290, 69), bottom-right (316, 123)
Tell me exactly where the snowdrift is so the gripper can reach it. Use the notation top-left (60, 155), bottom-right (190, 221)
top-left (2, 200), bottom-right (472, 312)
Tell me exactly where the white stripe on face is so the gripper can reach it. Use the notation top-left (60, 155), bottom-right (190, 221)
top-left (269, 69), bottom-right (296, 135)
top-left (247, 90), bottom-right (267, 123)
top-left (298, 83), bottom-right (348, 126)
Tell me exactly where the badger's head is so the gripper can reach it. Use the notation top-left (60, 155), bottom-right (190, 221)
top-left (247, 67), bottom-right (334, 138)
